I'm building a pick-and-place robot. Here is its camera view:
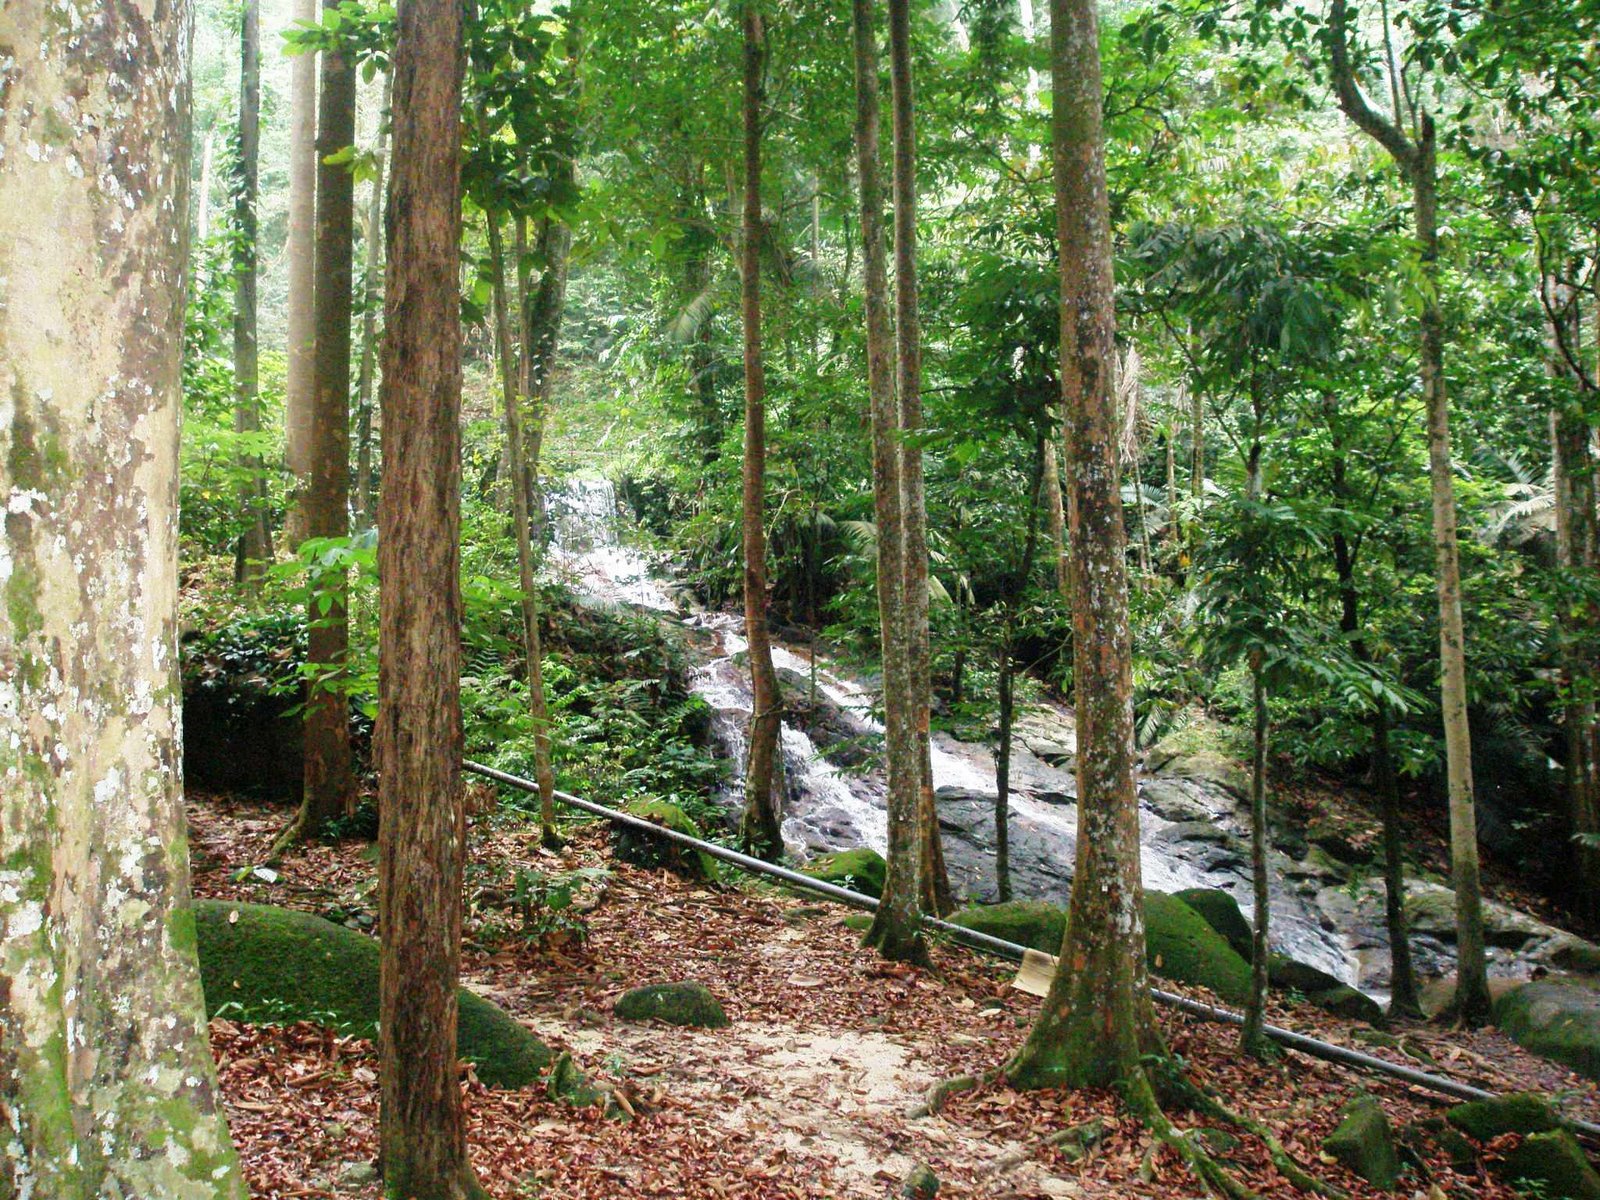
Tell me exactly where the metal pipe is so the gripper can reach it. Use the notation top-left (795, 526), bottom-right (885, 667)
top-left (466, 758), bottom-right (1600, 1138)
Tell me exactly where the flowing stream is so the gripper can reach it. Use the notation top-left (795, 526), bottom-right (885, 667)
top-left (545, 479), bottom-right (1590, 998)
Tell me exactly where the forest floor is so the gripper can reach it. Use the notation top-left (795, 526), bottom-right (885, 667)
top-left (192, 793), bottom-right (1599, 1200)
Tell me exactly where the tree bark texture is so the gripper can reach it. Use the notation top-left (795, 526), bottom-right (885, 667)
top-left (284, 0), bottom-right (318, 547)
top-left (740, 0), bottom-right (785, 860)
top-left (301, 11), bottom-right (357, 828)
top-left (888, 0), bottom-right (953, 919)
top-left (1009, 0), bottom-right (1160, 1089)
top-left (0, 0), bottom-right (246, 1191)
top-left (233, 0), bottom-right (273, 588)
top-left (376, 0), bottom-right (481, 1192)
top-left (853, 0), bottom-right (927, 965)
top-left (1043, 436), bottom-right (1068, 596)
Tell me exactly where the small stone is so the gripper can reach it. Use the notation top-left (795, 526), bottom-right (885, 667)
top-left (322, 1120), bottom-right (347, 1140)
top-left (901, 1161), bottom-right (939, 1198)
top-left (336, 1161), bottom-right (377, 1188)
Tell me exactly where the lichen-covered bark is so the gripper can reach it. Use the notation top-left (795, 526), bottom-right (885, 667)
top-left (739, 0), bottom-right (784, 861)
top-left (1009, 0), bottom-right (1160, 1090)
top-left (852, 0), bottom-right (926, 965)
top-left (0, 1), bottom-right (246, 1193)
top-left (375, 0), bottom-right (481, 1193)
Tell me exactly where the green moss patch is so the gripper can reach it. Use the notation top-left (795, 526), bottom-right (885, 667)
top-left (802, 848), bottom-right (887, 899)
top-left (195, 900), bottom-right (550, 1088)
top-left (1495, 978), bottom-right (1600, 1083)
top-left (1174, 888), bottom-right (1253, 960)
top-left (1500, 1131), bottom-right (1600, 1200)
top-left (1447, 1092), bottom-right (1559, 1142)
top-left (614, 981), bottom-right (729, 1028)
top-left (949, 893), bottom-right (1252, 1004)
top-left (1322, 1095), bottom-right (1400, 1191)
top-left (611, 800), bottom-right (722, 882)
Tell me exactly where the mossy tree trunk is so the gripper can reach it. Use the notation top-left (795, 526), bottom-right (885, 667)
top-left (298, 6), bottom-right (358, 838)
top-left (1009, 0), bottom-right (1161, 1090)
top-left (1326, 0), bottom-right (1489, 1024)
top-left (233, 0), bottom-right (273, 589)
top-left (375, 0), bottom-right (483, 1192)
top-left (853, 0), bottom-right (926, 965)
top-left (0, 0), bottom-right (246, 1190)
top-left (740, 0), bottom-right (784, 860)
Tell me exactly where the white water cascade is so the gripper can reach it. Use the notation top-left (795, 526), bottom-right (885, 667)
top-left (544, 479), bottom-right (1429, 994)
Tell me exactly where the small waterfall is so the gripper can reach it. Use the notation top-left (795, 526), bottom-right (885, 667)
top-left (547, 480), bottom-right (1373, 991)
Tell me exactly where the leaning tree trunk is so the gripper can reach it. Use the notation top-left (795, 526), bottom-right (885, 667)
top-left (293, 9), bottom-right (357, 843)
top-left (1043, 436), bottom-right (1068, 596)
top-left (853, 0), bottom-right (926, 965)
top-left (888, 0), bottom-right (953, 918)
top-left (485, 208), bottom-right (561, 850)
top-left (0, 1), bottom-right (246, 1190)
top-left (284, 0), bottom-right (318, 547)
top-left (354, 71), bottom-right (392, 531)
top-left (233, 0), bottom-right (274, 588)
top-left (1326, 0), bottom-right (1488, 1024)
top-left (376, 0), bottom-right (482, 1192)
top-left (1009, 0), bottom-right (1161, 1090)
top-left (739, 0), bottom-right (784, 859)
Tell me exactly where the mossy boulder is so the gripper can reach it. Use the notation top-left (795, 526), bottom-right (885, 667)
top-left (1269, 955), bottom-right (1344, 995)
top-left (546, 1051), bottom-right (608, 1107)
top-left (1400, 1117), bottom-right (1478, 1173)
top-left (1310, 985), bottom-right (1385, 1026)
top-left (1447, 1092), bottom-right (1560, 1142)
top-left (802, 848), bottom-right (887, 899)
top-left (1144, 891), bottom-right (1252, 1005)
top-left (195, 900), bottom-right (550, 1088)
top-left (948, 900), bottom-right (1067, 954)
top-left (1495, 978), bottom-right (1600, 1082)
top-left (614, 981), bottom-right (729, 1028)
top-left (900, 1162), bottom-right (939, 1198)
top-left (1500, 1131), bottom-right (1600, 1200)
top-left (1322, 1095), bottom-right (1400, 1190)
top-left (611, 800), bottom-right (722, 882)
top-left (1174, 888), bottom-right (1253, 960)
top-left (950, 893), bottom-right (1252, 1004)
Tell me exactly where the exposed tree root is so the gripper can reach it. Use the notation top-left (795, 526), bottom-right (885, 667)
top-left (1122, 1067), bottom-right (1260, 1200)
top-left (908, 1068), bottom-right (1000, 1119)
top-left (985, 1118), bottom-right (1104, 1175)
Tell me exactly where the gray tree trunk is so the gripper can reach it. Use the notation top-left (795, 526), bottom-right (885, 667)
top-left (234, 0), bottom-right (273, 588)
top-left (0, 1), bottom-right (246, 1190)
top-left (284, 0), bottom-right (318, 547)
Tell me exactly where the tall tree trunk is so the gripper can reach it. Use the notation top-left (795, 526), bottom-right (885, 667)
top-left (1043, 435), bottom-right (1068, 595)
top-left (1009, 0), bottom-right (1161, 1089)
top-left (0, 1), bottom-right (246, 1189)
top-left (198, 124), bottom-right (217, 240)
top-left (233, 0), bottom-right (273, 588)
top-left (1242, 653), bottom-right (1270, 1056)
top-left (740, 0), bottom-right (784, 859)
top-left (1551, 386), bottom-right (1600, 930)
top-left (1326, 0), bottom-right (1488, 1023)
top-left (297, 11), bottom-right (357, 837)
top-left (888, 0), bottom-right (952, 918)
top-left (376, 0), bottom-right (481, 1192)
top-left (485, 209), bottom-right (561, 850)
top-left (520, 203), bottom-right (573, 543)
top-left (853, 0), bottom-right (927, 965)
top-left (354, 72), bottom-right (392, 531)
top-left (1188, 378), bottom-right (1203, 568)
top-left (1414, 132), bottom-right (1490, 1023)
top-left (284, 0), bottom-right (318, 547)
